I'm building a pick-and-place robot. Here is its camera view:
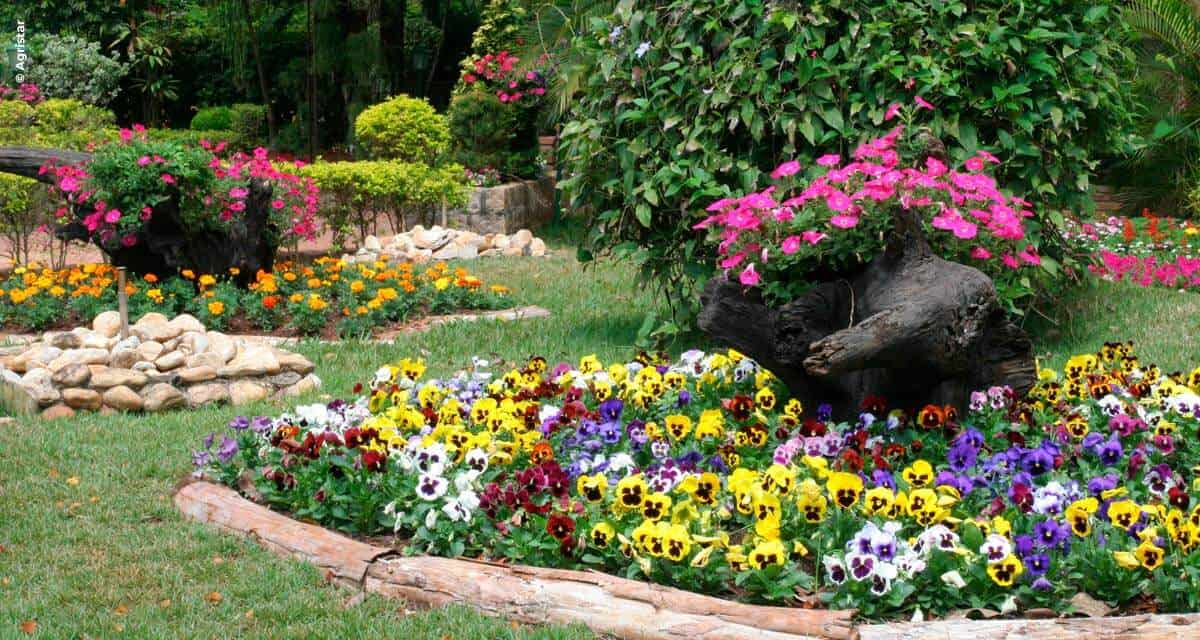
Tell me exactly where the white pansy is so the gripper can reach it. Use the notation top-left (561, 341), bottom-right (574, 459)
top-left (941, 570), bottom-right (967, 589)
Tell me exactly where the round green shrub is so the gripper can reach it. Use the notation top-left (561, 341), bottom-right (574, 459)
top-left (448, 87), bottom-right (540, 180)
top-left (191, 106), bottom-right (235, 132)
top-left (228, 103), bottom-right (267, 147)
top-left (559, 0), bottom-right (1136, 312)
top-left (354, 95), bottom-right (450, 163)
top-left (27, 33), bottom-right (128, 106)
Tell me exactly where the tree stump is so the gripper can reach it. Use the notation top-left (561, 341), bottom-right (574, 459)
top-left (698, 206), bottom-right (1036, 419)
top-left (0, 146), bottom-right (278, 284)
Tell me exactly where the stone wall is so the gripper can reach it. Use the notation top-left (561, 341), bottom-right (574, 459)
top-left (0, 311), bottom-right (320, 418)
top-left (446, 176), bottom-right (555, 235)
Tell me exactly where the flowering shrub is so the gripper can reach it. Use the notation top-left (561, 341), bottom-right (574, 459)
top-left (0, 83), bottom-right (44, 105)
top-left (1065, 213), bottom-right (1200, 290)
top-left (40, 126), bottom-right (319, 249)
top-left (195, 343), bottom-right (1200, 617)
top-left (461, 51), bottom-right (549, 105)
top-left (0, 259), bottom-right (511, 337)
top-left (695, 108), bottom-right (1060, 312)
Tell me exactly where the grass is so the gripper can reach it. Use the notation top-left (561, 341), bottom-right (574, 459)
top-left (2, 244), bottom-right (1198, 638)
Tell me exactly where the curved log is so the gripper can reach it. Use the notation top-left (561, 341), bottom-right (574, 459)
top-left (0, 146), bottom-right (278, 283)
top-left (699, 207), bottom-right (1035, 418)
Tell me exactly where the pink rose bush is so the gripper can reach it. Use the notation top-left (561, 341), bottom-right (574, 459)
top-left (694, 103), bottom-right (1059, 312)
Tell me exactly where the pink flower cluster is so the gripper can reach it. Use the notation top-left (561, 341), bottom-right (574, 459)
top-left (1090, 251), bottom-right (1200, 290)
top-left (201, 141), bottom-right (320, 238)
top-left (694, 99), bottom-right (1040, 288)
top-left (0, 83), bottom-right (44, 105)
top-left (462, 51), bottom-right (549, 104)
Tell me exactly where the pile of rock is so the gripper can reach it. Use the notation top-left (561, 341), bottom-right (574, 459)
top-left (0, 311), bottom-right (321, 419)
top-left (343, 225), bottom-right (547, 264)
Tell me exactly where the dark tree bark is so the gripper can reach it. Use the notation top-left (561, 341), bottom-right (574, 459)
top-left (698, 206), bottom-right (1036, 419)
top-left (0, 147), bottom-right (277, 286)
top-left (238, 0), bottom-right (278, 148)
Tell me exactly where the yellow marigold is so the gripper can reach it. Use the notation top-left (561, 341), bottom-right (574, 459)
top-left (378, 287), bottom-right (398, 301)
top-left (208, 301), bottom-right (225, 316)
top-left (307, 277), bottom-right (322, 289)
top-left (181, 269), bottom-right (195, 280)
top-left (350, 280), bottom-right (366, 294)
top-left (435, 276), bottom-right (451, 291)
top-left (198, 274), bottom-right (217, 287)
top-left (283, 271), bottom-right (297, 282)
top-left (49, 285), bottom-right (66, 298)
top-left (307, 295), bottom-right (328, 311)
top-left (289, 293), bottom-right (304, 303)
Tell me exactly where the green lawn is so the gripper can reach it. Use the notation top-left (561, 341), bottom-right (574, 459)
top-left (1, 246), bottom-right (1197, 638)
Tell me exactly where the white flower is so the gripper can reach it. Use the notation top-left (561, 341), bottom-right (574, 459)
top-left (634, 41), bottom-right (651, 58)
top-left (846, 553), bottom-right (876, 582)
top-left (373, 367), bottom-right (393, 385)
top-left (539, 404), bottom-right (561, 425)
top-left (941, 570), bottom-right (967, 589)
top-left (416, 473), bottom-right (449, 501)
top-left (894, 552), bottom-right (926, 578)
top-left (454, 471), bottom-right (478, 493)
top-left (980, 534), bottom-right (1011, 564)
top-left (607, 453), bottom-right (635, 474)
top-left (609, 26), bottom-right (623, 42)
top-left (822, 556), bottom-right (847, 585)
top-left (464, 448), bottom-right (489, 474)
top-left (999, 595), bottom-right (1018, 615)
top-left (425, 508), bottom-right (439, 528)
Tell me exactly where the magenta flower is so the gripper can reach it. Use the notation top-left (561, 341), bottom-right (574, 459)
top-left (771, 160), bottom-right (802, 179)
top-left (817, 154), bottom-right (841, 167)
top-left (914, 96), bottom-right (935, 110)
top-left (160, 173), bottom-right (176, 185)
top-left (739, 263), bottom-right (760, 286)
top-left (137, 156), bottom-right (151, 167)
top-left (885, 102), bottom-right (903, 120)
top-left (830, 214), bottom-right (859, 229)
top-left (802, 230), bottom-right (827, 245)
top-left (781, 235), bottom-right (802, 255)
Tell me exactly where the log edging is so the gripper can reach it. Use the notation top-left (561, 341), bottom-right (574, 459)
top-left (173, 480), bottom-right (1200, 640)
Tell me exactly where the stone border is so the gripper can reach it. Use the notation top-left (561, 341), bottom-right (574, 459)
top-left (174, 480), bottom-right (1200, 640)
top-left (174, 480), bottom-right (855, 640)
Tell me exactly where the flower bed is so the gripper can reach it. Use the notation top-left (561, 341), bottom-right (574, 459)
top-left (0, 259), bottom-right (512, 338)
top-left (1065, 213), bottom-right (1200, 290)
top-left (193, 345), bottom-right (1200, 620)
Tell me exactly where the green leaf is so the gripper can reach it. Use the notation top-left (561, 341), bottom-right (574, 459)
top-left (635, 203), bottom-right (653, 227)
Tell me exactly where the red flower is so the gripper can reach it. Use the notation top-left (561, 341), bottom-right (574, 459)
top-left (362, 449), bottom-right (387, 472)
top-left (546, 513), bottom-right (576, 542)
top-left (861, 395), bottom-right (887, 415)
top-left (1170, 486), bottom-right (1191, 511)
top-left (917, 405), bottom-right (945, 429)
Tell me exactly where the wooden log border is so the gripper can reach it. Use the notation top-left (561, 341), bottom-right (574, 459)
top-left (174, 480), bottom-right (1200, 640)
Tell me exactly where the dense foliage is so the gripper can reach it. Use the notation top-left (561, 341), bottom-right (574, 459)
top-left (559, 0), bottom-right (1136, 312)
top-left (26, 34), bottom-right (129, 107)
top-left (447, 87), bottom-right (541, 181)
top-left (196, 345), bottom-right (1200, 617)
top-left (354, 95), bottom-right (451, 163)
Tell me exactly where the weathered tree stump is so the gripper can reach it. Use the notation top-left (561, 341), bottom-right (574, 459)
top-left (698, 206), bottom-right (1036, 419)
top-left (0, 146), bottom-right (277, 284)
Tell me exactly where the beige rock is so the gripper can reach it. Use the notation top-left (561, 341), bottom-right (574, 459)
top-left (177, 366), bottom-right (217, 384)
top-left (41, 403), bottom-right (75, 420)
top-left (102, 385), bottom-right (144, 411)
top-left (141, 383), bottom-right (186, 412)
top-left (89, 367), bottom-right (148, 390)
top-left (268, 371), bottom-right (302, 387)
top-left (98, 406), bottom-right (117, 416)
top-left (79, 331), bottom-right (111, 350)
top-left (51, 363), bottom-right (92, 387)
top-left (502, 246), bottom-right (525, 257)
top-left (169, 314), bottom-right (206, 334)
top-left (282, 373), bottom-right (321, 397)
top-left (364, 234), bottom-right (382, 251)
top-left (109, 348), bottom-right (140, 370)
top-left (529, 238), bottom-right (547, 257)
top-left (24, 345), bottom-right (63, 369)
top-left (511, 229), bottom-right (534, 250)
top-left (492, 235), bottom-right (511, 250)
top-left (44, 331), bottom-right (81, 350)
top-left (185, 352), bottom-right (225, 369)
top-left (92, 310), bottom-right (123, 338)
top-left (218, 346), bottom-right (280, 378)
top-left (208, 332), bottom-right (237, 363)
top-left (230, 380), bottom-right (270, 406)
top-left (274, 351), bottom-right (315, 375)
top-left (155, 351), bottom-right (186, 371)
top-left (132, 361), bottom-right (158, 373)
top-left (137, 312), bottom-right (171, 325)
top-left (46, 348), bottom-right (109, 372)
top-left (62, 388), bottom-right (102, 411)
top-left (187, 382), bottom-right (229, 407)
top-left (22, 368), bottom-right (60, 406)
top-left (178, 331), bottom-right (209, 355)
top-left (132, 315), bottom-right (182, 343)
top-left (137, 341), bottom-right (165, 361)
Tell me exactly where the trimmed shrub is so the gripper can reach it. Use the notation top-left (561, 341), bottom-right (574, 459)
top-left (228, 103), bottom-right (267, 148)
top-left (559, 0), bottom-right (1136, 313)
top-left (448, 87), bottom-right (540, 181)
top-left (191, 106), bottom-right (235, 131)
top-left (354, 95), bottom-right (450, 163)
top-left (34, 98), bottom-right (116, 132)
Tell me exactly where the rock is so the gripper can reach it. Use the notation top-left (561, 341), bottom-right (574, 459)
top-left (502, 246), bottom-right (525, 257)
top-left (79, 331), bottom-right (111, 350)
top-left (283, 374), bottom-right (322, 397)
top-left (178, 331), bottom-right (209, 356)
top-left (155, 351), bottom-right (186, 371)
top-left (45, 331), bottom-right (81, 350)
top-left (208, 332), bottom-right (237, 363)
top-left (169, 314), bottom-right (206, 334)
top-left (46, 348), bottom-right (109, 372)
top-left (185, 352), bottom-right (225, 369)
top-left (131, 315), bottom-right (182, 343)
top-left (51, 363), bottom-right (92, 387)
top-left (413, 225), bottom-right (451, 251)
top-left (41, 403), bottom-right (75, 420)
top-left (102, 385), bottom-right (144, 411)
top-left (454, 231), bottom-right (483, 248)
top-left (137, 312), bottom-right (170, 326)
top-left (274, 351), bottom-right (315, 375)
top-left (21, 368), bottom-right (60, 406)
top-left (132, 361), bottom-right (158, 373)
top-left (141, 383), bottom-right (185, 412)
top-left (98, 406), bottom-right (117, 416)
top-left (137, 341), bottom-right (165, 362)
top-left (511, 229), bottom-right (534, 250)
top-left (89, 367), bottom-right (148, 390)
top-left (146, 371), bottom-right (182, 385)
top-left (432, 245), bottom-right (461, 261)
top-left (186, 382), bottom-right (229, 407)
top-left (177, 366), bottom-right (217, 384)
top-left (113, 335), bottom-right (141, 351)
top-left (230, 380), bottom-right (270, 406)
top-left (109, 348), bottom-right (140, 370)
top-left (364, 235), bottom-right (382, 251)
top-left (63, 388), bottom-right (103, 410)
top-left (93, 311), bottom-right (122, 338)
top-left (218, 346), bottom-right (280, 378)
top-left (267, 371), bottom-right (302, 387)
top-left (529, 238), bottom-right (547, 257)
top-left (492, 235), bottom-right (511, 250)
top-left (23, 345), bottom-right (63, 370)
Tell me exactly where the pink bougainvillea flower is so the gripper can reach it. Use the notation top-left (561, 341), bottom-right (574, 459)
top-left (121, 234), bottom-right (137, 247)
top-left (771, 160), bottom-right (802, 179)
top-left (885, 102), bottom-right (903, 121)
top-left (964, 156), bottom-right (985, 172)
top-left (133, 123), bottom-right (146, 134)
top-left (104, 209), bottom-right (121, 224)
top-left (58, 176), bottom-right (79, 193)
top-left (914, 96), bottom-right (935, 110)
top-left (802, 230), bottom-right (827, 245)
top-left (970, 246), bottom-right (992, 260)
top-left (160, 173), bottom-right (176, 185)
top-left (140, 207), bottom-right (153, 221)
top-left (830, 214), bottom-right (859, 229)
top-left (229, 187), bottom-right (249, 199)
top-left (137, 156), bottom-right (151, 167)
top-left (977, 150), bottom-right (1000, 164)
top-left (816, 154), bottom-right (841, 167)
top-left (739, 263), bottom-right (760, 286)
top-left (781, 235), bottom-right (802, 255)
top-left (825, 189), bottom-right (853, 212)
top-left (719, 251), bottom-right (747, 269)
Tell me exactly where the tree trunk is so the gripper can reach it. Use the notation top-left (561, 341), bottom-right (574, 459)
top-left (698, 206), bottom-right (1036, 419)
top-left (0, 147), bottom-right (278, 284)
top-left (238, 0), bottom-right (278, 148)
